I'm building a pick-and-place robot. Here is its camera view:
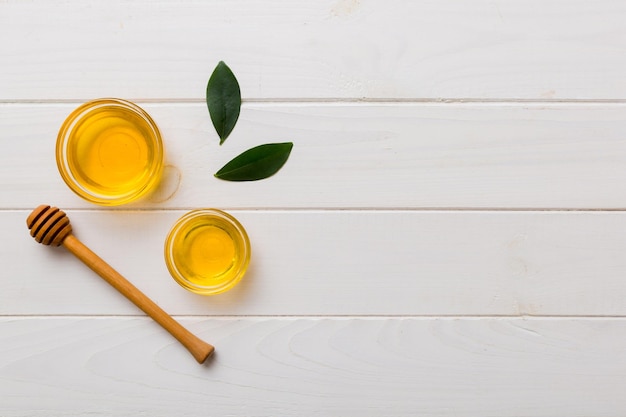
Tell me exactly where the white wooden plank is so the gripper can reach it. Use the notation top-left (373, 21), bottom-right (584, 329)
top-left (3, 102), bottom-right (626, 209)
top-left (6, 209), bottom-right (626, 316)
top-left (2, 0), bottom-right (626, 100)
top-left (1, 317), bottom-right (625, 416)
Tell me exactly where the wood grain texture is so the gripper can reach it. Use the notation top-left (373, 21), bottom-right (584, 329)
top-left (1, 0), bottom-right (626, 100)
top-left (62, 233), bottom-right (214, 363)
top-left (2, 317), bottom-right (626, 417)
top-left (7, 209), bottom-right (626, 316)
top-left (3, 102), bottom-right (626, 209)
top-left (3, 0), bottom-right (626, 414)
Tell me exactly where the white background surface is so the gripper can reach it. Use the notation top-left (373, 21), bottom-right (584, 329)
top-left (2, 1), bottom-right (626, 415)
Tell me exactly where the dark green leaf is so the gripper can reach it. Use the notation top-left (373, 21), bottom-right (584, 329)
top-left (215, 142), bottom-right (294, 181)
top-left (206, 61), bottom-right (241, 144)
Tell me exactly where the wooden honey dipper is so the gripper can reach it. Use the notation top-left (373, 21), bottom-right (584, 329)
top-left (26, 205), bottom-right (214, 364)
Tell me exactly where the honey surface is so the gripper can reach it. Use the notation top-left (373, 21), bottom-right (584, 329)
top-left (171, 216), bottom-right (244, 288)
top-left (67, 106), bottom-right (153, 196)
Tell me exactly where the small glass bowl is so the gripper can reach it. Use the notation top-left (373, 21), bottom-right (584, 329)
top-left (56, 98), bottom-right (164, 206)
top-left (164, 209), bottom-right (251, 295)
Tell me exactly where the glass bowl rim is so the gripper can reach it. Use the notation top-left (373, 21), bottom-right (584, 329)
top-left (164, 208), bottom-right (251, 296)
top-left (56, 98), bottom-right (164, 206)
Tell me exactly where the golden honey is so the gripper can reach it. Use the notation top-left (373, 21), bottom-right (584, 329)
top-left (57, 99), bottom-right (163, 205)
top-left (165, 209), bottom-right (251, 295)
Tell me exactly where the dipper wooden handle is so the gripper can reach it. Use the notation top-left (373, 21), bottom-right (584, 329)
top-left (26, 205), bottom-right (214, 364)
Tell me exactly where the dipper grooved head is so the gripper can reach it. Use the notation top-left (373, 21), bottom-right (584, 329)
top-left (27, 205), bottom-right (73, 246)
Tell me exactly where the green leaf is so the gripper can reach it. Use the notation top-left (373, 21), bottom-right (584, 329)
top-left (207, 61), bottom-right (241, 144)
top-left (215, 142), bottom-right (294, 181)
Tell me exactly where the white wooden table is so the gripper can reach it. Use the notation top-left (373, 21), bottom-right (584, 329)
top-left (3, 1), bottom-right (626, 415)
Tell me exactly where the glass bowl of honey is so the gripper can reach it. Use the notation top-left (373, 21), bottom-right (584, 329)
top-left (56, 98), bottom-right (164, 206)
top-left (164, 209), bottom-right (251, 295)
